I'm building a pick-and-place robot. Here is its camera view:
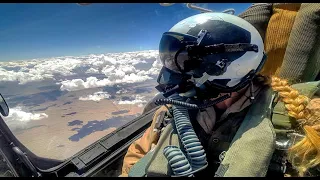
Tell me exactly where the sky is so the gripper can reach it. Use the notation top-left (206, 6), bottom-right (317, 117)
top-left (0, 3), bottom-right (251, 61)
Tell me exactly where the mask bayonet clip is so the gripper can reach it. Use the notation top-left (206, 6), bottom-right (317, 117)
top-left (196, 29), bottom-right (208, 45)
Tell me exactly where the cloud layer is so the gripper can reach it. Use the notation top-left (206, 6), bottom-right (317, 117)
top-left (0, 50), bottom-right (161, 91)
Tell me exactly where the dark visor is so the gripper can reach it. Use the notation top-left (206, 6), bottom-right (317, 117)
top-left (159, 32), bottom-right (197, 72)
top-left (156, 52), bottom-right (267, 92)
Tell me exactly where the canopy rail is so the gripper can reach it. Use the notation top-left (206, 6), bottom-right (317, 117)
top-left (159, 3), bottom-right (235, 15)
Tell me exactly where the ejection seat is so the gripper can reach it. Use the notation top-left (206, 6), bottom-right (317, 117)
top-left (142, 3), bottom-right (320, 114)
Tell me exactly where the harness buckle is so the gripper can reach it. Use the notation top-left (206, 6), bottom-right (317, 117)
top-left (281, 158), bottom-right (287, 174)
top-left (219, 151), bottom-right (226, 162)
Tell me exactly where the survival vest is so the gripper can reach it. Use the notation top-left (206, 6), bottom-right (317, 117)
top-left (128, 81), bottom-right (320, 177)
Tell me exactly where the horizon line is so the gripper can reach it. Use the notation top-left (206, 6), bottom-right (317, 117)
top-left (0, 49), bottom-right (159, 62)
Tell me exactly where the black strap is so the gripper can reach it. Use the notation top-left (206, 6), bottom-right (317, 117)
top-left (193, 107), bottom-right (250, 177)
top-left (266, 149), bottom-right (287, 177)
top-left (186, 43), bottom-right (259, 57)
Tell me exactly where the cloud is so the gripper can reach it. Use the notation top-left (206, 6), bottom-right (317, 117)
top-left (60, 77), bottom-right (109, 91)
top-left (85, 67), bottom-right (100, 74)
top-left (0, 67), bottom-right (53, 84)
top-left (4, 107), bottom-right (48, 131)
top-left (0, 57), bottom-right (83, 84)
top-left (60, 73), bottom-right (152, 92)
top-left (115, 95), bottom-right (147, 107)
top-left (0, 50), bottom-right (162, 92)
top-left (79, 91), bottom-right (111, 102)
top-left (116, 89), bottom-right (129, 94)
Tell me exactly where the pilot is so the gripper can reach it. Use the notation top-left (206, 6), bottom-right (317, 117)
top-left (120, 12), bottom-right (320, 177)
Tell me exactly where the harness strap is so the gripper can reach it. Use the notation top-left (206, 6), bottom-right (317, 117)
top-left (215, 87), bottom-right (276, 177)
top-left (128, 150), bottom-right (155, 177)
top-left (268, 81), bottom-right (320, 176)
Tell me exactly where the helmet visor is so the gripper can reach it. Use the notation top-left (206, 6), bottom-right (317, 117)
top-left (159, 32), bottom-right (197, 72)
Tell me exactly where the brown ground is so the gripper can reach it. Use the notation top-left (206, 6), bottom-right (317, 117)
top-left (10, 83), bottom-right (158, 160)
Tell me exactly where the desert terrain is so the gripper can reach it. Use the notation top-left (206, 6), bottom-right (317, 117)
top-left (0, 50), bottom-right (160, 160)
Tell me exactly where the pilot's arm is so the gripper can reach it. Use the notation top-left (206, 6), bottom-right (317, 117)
top-left (120, 106), bottom-right (168, 177)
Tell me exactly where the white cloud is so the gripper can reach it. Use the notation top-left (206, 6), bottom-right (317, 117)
top-left (85, 67), bottom-right (100, 74)
top-left (79, 91), bottom-right (111, 102)
top-left (122, 73), bottom-right (152, 83)
top-left (4, 107), bottom-right (48, 131)
top-left (0, 50), bottom-right (162, 90)
top-left (116, 95), bottom-right (147, 107)
top-left (60, 77), bottom-right (109, 91)
top-left (0, 67), bottom-right (53, 84)
top-left (116, 89), bottom-right (129, 94)
top-left (60, 73), bottom-right (152, 92)
top-left (30, 58), bottom-right (82, 76)
top-left (0, 57), bottom-right (82, 84)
